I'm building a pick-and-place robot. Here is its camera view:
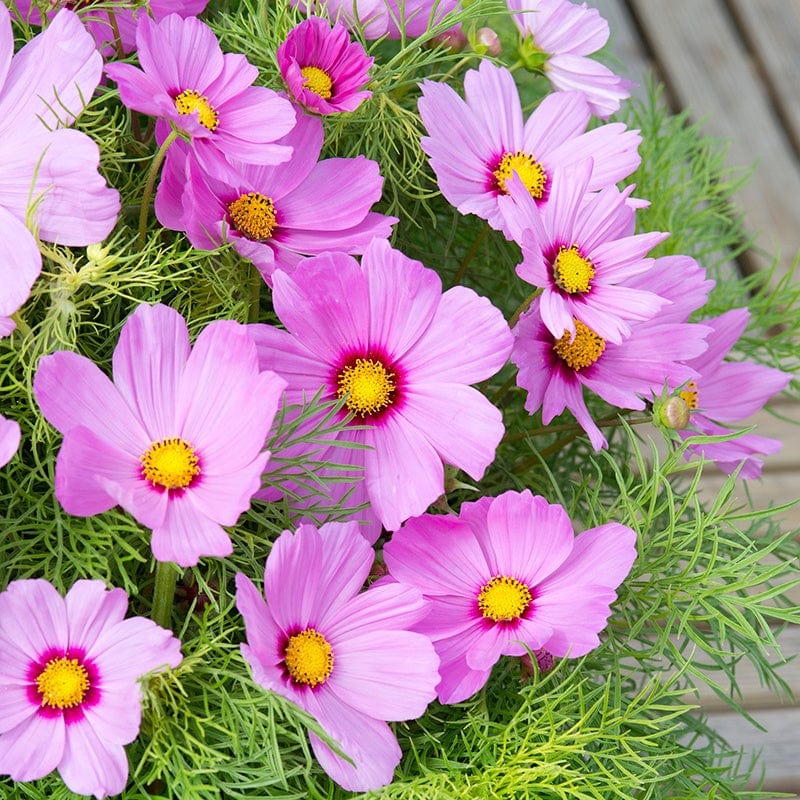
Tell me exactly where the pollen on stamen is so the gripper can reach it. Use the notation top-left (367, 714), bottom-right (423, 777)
top-left (141, 437), bottom-right (200, 491)
top-left (553, 245), bottom-right (595, 294)
top-left (284, 628), bottom-right (334, 687)
top-left (227, 192), bottom-right (277, 241)
top-left (35, 656), bottom-right (90, 710)
top-left (478, 575), bottom-right (532, 622)
top-left (301, 65), bottom-right (333, 99)
top-left (174, 88), bottom-right (219, 131)
top-left (337, 357), bottom-right (397, 418)
top-left (552, 320), bottom-right (606, 371)
top-left (680, 380), bottom-right (699, 409)
top-left (493, 151), bottom-right (547, 199)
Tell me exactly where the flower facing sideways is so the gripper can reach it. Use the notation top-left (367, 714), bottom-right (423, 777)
top-left (384, 489), bottom-right (637, 704)
top-left (236, 522), bottom-right (439, 792)
top-left (34, 303), bottom-right (287, 567)
top-left (0, 579), bottom-right (182, 799)
top-left (277, 17), bottom-right (373, 115)
top-left (249, 238), bottom-right (513, 538)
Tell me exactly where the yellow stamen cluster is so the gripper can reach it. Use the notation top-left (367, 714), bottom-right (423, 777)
top-left (174, 88), bottom-right (219, 131)
top-left (301, 66), bottom-right (334, 99)
top-left (284, 628), bottom-right (334, 687)
top-left (493, 151), bottom-right (546, 199)
top-left (680, 380), bottom-right (699, 409)
top-left (141, 437), bottom-right (200, 490)
top-left (478, 575), bottom-right (533, 622)
top-left (337, 358), bottom-right (396, 418)
top-left (228, 192), bottom-right (277, 241)
top-left (35, 657), bottom-right (90, 709)
top-left (553, 245), bottom-right (595, 294)
top-left (553, 320), bottom-right (606, 371)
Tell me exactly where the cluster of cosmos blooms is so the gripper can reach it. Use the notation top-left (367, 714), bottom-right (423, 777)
top-left (0, 0), bottom-right (792, 797)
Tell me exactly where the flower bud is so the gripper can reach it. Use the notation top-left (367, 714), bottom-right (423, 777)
top-left (473, 27), bottom-right (501, 57)
top-left (429, 25), bottom-right (468, 53)
top-left (657, 396), bottom-right (691, 430)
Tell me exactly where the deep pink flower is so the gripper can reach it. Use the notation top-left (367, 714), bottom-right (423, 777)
top-left (290, 0), bottom-right (460, 39)
top-left (156, 114), bottom-right (396, 285)
top-left (12, 0), bottom-right (209, 57)
top-left (673, 309), bottom-right (791, 478)
top-left (512, 264), bottom-right (712, 450)
top-left (0, 413), bottom-right (20, 467)
top-left (500, 165), bottom-right (668, 343)
top-left (0, 6), bottom-right (120, 335)
top-left (277, 17), bottom-right (373, 115)
top-left (104, 14), bottom-right (295, 167)
top-left (418, 60), bottom-right (641, 236)
top-left (0, 579), bottom-right (182, 798)
top-left (249, 239), bottom-right (513, 538)
top-left (236, 522), bottom-right (439, 791)
top-left (509, 0), bottom-right (633, 118)
top-left (384, 489), bottom-right (637, 704)
top-left (33, 304), bottom-right (287, 567)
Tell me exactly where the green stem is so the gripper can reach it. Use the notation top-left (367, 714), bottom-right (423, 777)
top-left (138, 129), bottom-right (179, 250)
top-left (248, 266), bottom-right (263, 323)
top-left (151, 561), bottom-right (178, 631)
top-left (489, 372), bottom-right (518, 406)
top-left (10, 312), bottom-right (33, 337)
top-left (452, 225), bottom-right (489, 286)
top-left (508, 288), bottom-right (543, 329)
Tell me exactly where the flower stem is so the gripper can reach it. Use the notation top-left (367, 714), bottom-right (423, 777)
top-left (10, 312), bottom-right (33, 337)
top-left (248, 266), bottom-right (262, 323)
top-left (452, 225), bottom-right (489, 286)
top-left (508, 288), bottom-right (542, 329)
top-left (138, 128), bottom-right (179, 250)
top-left (152, 560), bottom-right (179, 631)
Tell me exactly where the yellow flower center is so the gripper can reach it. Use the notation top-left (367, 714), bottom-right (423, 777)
top-left (284, 628), bottom-right (334, 687)
top-left (301, 66), bottom-right (333, 99)
top-left (680, 380), bottom-right (699, 409)
top-left (493, 151), bottom-right (547, 199)
top-left (337, 358), bottom-right (396, 418)
top-left (35, 657), bottom-right (90, 709)
top-left (141, 437), bottom-right (200, 490)
top-left (174, 88), bottom-right (219, 131)
top-left (227, 192), bottom-right (277, 241)
top-left (553, 320), bottom-right (606, 371)
top-left (478, 575), bottom-right (532, 622)
top-left (553, 245), bottom-right (595, 294)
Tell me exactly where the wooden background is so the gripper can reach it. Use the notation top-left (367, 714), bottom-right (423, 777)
top-left (591, 1), bottom-right (800, 794)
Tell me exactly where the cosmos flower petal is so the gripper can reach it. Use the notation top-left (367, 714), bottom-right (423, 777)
top-left (82, 687), bottom-right (143, 746)
top-left (0, 414), bottom-right (20, 468)
top-left (521, 89), bottom-right (590, 156)
top-left (0, 579), bottom-right (68, 661)
top-left (547, 53), bottom-right (633, 118)
top-left (434, 648), bottom-right (493, 705)
top-left (0, 206), bottom-right (41, 318)
top-left (64, 581), bottom-right (128, 655)
top-left (112, 304), bottom-right (191, 442)
top-left (188, 454), bottom-right (269, 526)
top-left (0, 8), bottom-right (101, 134)
top-left (0, 679), bottom-right (35, 735)
top-left (236, 574), bottom-right (285, 681)
top-left (57, 718), bottom-right (129, 798)
top-left (0, 713), bottom-right (66, 782)
top-left (463, 60), bottom-right (524, 150)
top-left (697, 361), bottom-right (790, 422)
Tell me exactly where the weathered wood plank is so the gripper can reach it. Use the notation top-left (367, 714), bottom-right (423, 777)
top-left (729, 0), bottom-right (800, 156)
top-left (627, 0), bottom-right (800, 279)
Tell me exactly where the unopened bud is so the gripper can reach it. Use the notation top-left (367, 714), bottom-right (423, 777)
top-left (474, 27), bottom-right (501, 57)
top-left (520, 648), bottom-right (556, 681)
top-left (657, 396), bottom-right (691, 430)
top-left (429, 25), bottom-right (468, 53)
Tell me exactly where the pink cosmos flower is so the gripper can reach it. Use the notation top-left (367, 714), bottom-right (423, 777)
top-left (0, 413), bottom-right (20, 468)
top-left (673, 309), bottom-right (791, 479)
top-left (156, 114), bottom-right (396, 285)
top-left (249, 239), bottom-right (513, 538)
top-left (384, 489), bottom-right (637, 704)
top-left (0, 578), bottom-right (182, 798)
top-left (104, 14), bottom-right (295, 167)
top-left (508, 0), bottom-right (633, 118)
top-left (500, 165), bottom-right (668, 343)
top-left (290, 0), bottom-right (459, 40)
top-left (512, 285), bottom-right (711, 450)
top-left (12, 0), bottom-right (209, 57)
top-left (418, 60), bottom-right (642, 236)
top-left (277, 17), bottom-right (373, 115)
top-left (0, 6), bottom-right (120, 336)
top-left (236, 521), bottom-right (439, 791)
top-left (33, 303), bottom-right (287, 567)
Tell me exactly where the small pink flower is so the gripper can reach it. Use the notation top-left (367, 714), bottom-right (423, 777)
top-left (418, 60), bottom-right (641, 237)
top-left (384, 489), bottom-right (637, 704)
top-left (237, 521), bottom-right (439, 791)
top-left (0, 413), bottom-right (20, 467)
top-left (278, 17), bottom-right (373, 115)
top-left (0, 579), bottom-right (182, 798)
top-left (34, 304), bottom-right (287, 567)
top-left (509, 0), bottom-right (633, 118)
top-left (104, 14), bottom-right (295, 167)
